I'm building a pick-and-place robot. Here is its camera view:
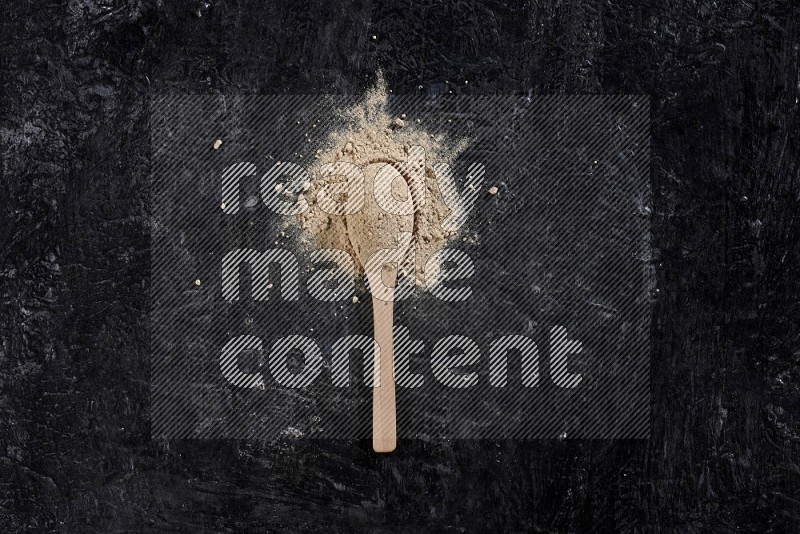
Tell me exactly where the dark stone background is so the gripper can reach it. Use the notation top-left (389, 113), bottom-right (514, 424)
top-left (1, 0), bottom-right (798, 531)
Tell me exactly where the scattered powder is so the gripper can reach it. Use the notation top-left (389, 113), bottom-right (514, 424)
top-left (296, 75), bottom-right (469, 288)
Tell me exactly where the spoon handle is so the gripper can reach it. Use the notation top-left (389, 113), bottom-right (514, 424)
top-left (372, 295), bottom-right (396, 452)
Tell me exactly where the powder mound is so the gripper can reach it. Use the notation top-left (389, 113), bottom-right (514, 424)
top-left (296, 77), bottom-right (467, 288)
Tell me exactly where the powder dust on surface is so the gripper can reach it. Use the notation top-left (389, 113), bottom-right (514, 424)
top-left (294, 76), bottom-right (471, 289)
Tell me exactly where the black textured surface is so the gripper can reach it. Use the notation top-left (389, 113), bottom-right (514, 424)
top-left (1, 0), bottom-right (799, 531)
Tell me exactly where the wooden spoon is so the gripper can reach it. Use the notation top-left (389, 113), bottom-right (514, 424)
top-left (345, 148), bottom-right (425, 453)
